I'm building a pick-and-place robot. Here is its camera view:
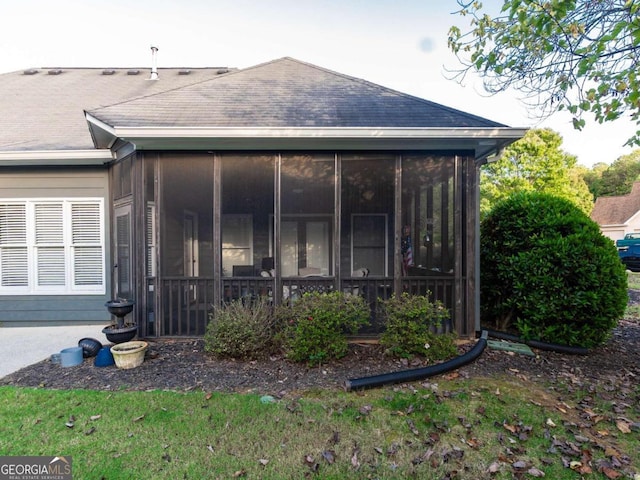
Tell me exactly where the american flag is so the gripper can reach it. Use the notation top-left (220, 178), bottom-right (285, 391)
top-left (401, 227), bottom-right (414, 275)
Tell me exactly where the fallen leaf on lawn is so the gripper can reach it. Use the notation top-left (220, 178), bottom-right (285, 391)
top-left (351, 447), bottom-right (360, 468)
top-left (512, 460), bottom-right (528, 470)
top-left (207, 445), bottom-right (214, 453)
top-left (132, 415), bottom-right (145, 423)
top-left (495, 387), bottom-right (501, 396)
top-left (90, 415), bottom-right (101, 421)
top-left (321, 450), bottom-right (335, 464)
top-left (528, 467), bottom-right (545, 477)
top-left (466, 437), bottom-right (481, 449)
top-left (85, 427), bottom-right (96, 436)
top-left (546, 418), bottom-right (556, 427)
top-left (359, 405), bottom-right (372, 416)
top-left (503, 423), bottom-right (517, 434)
top-left (258, 459), bottom-right (269, 466)
top-left (569, 461), bottom-right (582, 470)
top-left (604, 446), bottom-right (621, 458)
top-left (205, 392), bottom-right (212, 400)
top-left (487, 461), bottom-right (501, 474)
top-left (161, 453), bottom-right (171, 462)
top-left (600, 466), bottom-right (622, 479)
top-left (615, 419), bottom-right (631, 433)
top-left (407, 419), bottom-right (420, 435)
top-left (374, 446), bottom-right (383, 455)
top-left (232, 469), bottom-right (246, 477)
top-left (65, 420), bottom-right (74, 429)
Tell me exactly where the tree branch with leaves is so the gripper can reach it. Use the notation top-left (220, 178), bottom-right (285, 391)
top-left (448, 0), bottom-right (640, 146)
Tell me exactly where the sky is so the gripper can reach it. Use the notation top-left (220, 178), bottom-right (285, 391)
top-left (1, 0), bottom-right (637, 168)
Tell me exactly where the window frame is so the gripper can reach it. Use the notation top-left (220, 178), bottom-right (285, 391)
top-left (0, 198), bottom-right (105, 295)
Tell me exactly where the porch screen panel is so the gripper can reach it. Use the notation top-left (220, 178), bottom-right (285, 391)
top-left (160, 155), bottom-right (214, 277)
top-left (340, 155), bottom-right (395, 277)
top-left (281, 154), bottom-right (334, 276)
top-left (221, 155), bottom-right (274, 275)
top-left (401, 156), bottom-right (455, 274)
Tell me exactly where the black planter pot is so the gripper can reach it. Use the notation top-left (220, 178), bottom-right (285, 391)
top-left (102, 324), bottom-right (138, 344)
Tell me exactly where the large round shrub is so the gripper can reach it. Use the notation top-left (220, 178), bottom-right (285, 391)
top-left (480, 192), bottom-right (627, 348)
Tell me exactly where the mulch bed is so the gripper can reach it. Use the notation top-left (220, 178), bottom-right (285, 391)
top-left (2, 298), bottom-right (639, 398)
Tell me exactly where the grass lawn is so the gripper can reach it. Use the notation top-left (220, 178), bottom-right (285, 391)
top-left (1, 377), bottom-right (637, 479)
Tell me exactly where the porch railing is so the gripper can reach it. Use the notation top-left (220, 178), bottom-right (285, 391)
top-left (153, 275), bottom-right (457, 337)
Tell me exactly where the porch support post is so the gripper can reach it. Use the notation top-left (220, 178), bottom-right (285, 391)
top-left (333, 153), bottom-right (341, 288)
top-left (453, 155), bottom-right (464, 336)
top-left (273, 153), bottom-right (282, 303)
top-left (212, 153), bottom-right (222, 305)
top-left (393, 155), bottom-right (403, 295)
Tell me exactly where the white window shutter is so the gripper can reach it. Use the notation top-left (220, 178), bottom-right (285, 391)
top-left (0, 204), bottom-right (27, 244)
top-left (34, 203), bottom-right (65, 287)
top-left (0, 204), bottom-right (28, 287)
top-left (71, 202), bottom-right (103, 287)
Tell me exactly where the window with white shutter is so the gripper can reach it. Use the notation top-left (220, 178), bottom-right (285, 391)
top-left (0, 203), bottom-right (28, 287)
top-left (0, 199), bottom-right (105, 295)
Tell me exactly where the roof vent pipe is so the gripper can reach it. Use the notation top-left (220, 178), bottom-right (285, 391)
top-left (149, 46), bottom-right (159, 80)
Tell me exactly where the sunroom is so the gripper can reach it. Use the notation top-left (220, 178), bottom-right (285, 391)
top-left (86, 57), bottom-right (524, 339)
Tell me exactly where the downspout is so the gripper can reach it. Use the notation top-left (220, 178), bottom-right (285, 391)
top-left (345, 331), bottom-right (488, 391)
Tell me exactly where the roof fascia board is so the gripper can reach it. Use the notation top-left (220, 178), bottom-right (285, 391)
top-left (109, 126), bottom-right (528, 140)
top-left (0, 149), bottom-right (113, 167)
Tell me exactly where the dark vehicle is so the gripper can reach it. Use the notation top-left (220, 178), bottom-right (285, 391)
top-left (619, 245), bottom-right (640, 272)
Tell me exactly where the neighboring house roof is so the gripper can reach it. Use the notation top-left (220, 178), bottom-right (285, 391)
top-left (85, 57), bottom-right (526, 157)
top-left (0, 66), bottom-right (233, 162)
top-left (591, 182), bottom-right (640, 225)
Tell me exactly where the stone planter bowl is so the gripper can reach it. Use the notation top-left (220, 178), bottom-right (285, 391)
top-left (110, 341), bottom-right (148, 369)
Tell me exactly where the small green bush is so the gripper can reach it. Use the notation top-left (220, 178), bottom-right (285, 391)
top-left (205, 297), bottom-right (281, 359)
top-left (379, 293), bottom-right (457, 361)
top-left (279, 291), bottom-right (370, 365)
top-left (481, 191), bottom-right (628, 348)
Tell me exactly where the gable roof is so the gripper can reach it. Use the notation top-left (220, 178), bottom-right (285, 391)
top-left (0, 66), bottom-right (233, 162)
top-left (591, 182), bottom-right (640, 226)
top-left (86, 58), bottom-right (526, 157)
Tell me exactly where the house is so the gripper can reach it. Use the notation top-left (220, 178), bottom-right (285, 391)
top-left (591, 182), bottom-right (640, 242)
top-left (0, 55), bottom-right (526, 338)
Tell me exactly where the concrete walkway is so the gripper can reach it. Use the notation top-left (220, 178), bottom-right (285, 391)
top-left (0, 325), bottom-right (108, 379)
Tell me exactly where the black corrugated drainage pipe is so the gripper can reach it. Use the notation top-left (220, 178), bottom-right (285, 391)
top-left (485, 329), bottom-right (589, 355)
top-left (345, 331), bottom-right (488, 392)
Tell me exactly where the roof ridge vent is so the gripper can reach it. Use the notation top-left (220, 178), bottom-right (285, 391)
top-left (23, 69), bottom-right (39, 75)
top-left (102, 69), bottom-right (116, 75)
top-left (47, 69), bottom-right (63, 75)
top-left (178, 69), bottom-right (191, 75)
top-left (127, 69), bottom-right (140, 75)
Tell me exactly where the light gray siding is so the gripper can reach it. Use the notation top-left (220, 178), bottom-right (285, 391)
top-left (0, 167), bottom-right (111, 325)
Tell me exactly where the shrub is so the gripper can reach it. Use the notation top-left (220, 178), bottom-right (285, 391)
top-left (279, 291), bottom-right (370, 365)
top-left (481, 191), bottom-right (628, 348)
top-left (205, 297), bottom-right (281, 359)
top-left (379, 293), bottom-right (457, 361)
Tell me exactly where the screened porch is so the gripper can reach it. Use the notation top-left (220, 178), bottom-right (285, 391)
top-left (113, 151), bottom-right (477, 339)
